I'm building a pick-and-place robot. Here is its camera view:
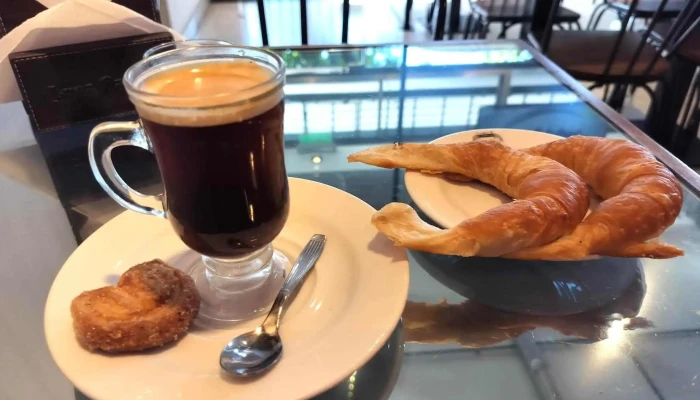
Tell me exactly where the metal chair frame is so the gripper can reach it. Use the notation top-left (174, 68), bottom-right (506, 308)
top-left (671, 67), bottom-right (700, 155)
top-left (540, 0), bottom-right (700, 111)
top-left (459, 0), bottom-right (582, 40)
top-left (588, 0), bottom-right (685, 31)
top-left (256, 0), bottom-right (350, 46)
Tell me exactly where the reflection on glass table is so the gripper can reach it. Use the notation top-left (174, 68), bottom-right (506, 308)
top-left (4, 40), bottom-right (700, 400)
top-left (266, 42), bottom-right (700, 400)
top-left (277, 42), bottom-right (595, 152)
top-left (403, 262), bottom-right (648, 348)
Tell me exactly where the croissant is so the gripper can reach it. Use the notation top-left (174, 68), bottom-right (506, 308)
top-left (505, 136), bottom-right (683, 259)
top-left (347, 141), bottom-right (589, 257)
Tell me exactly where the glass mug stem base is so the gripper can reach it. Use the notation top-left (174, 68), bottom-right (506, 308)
top-left (189, 244), bottom-right (289, 322)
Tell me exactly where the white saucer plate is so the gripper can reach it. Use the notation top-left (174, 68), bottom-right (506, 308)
top-left (405, 129), bottom-right (565, 228)
top-left (45, 178), bottom-right (409, 400)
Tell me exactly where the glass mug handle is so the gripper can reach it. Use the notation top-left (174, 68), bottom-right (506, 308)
top-left (88, 121), bottom-right (166, 218)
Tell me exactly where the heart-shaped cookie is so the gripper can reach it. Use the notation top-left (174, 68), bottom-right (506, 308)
top-left (70, 259), bottom-right (200, 352)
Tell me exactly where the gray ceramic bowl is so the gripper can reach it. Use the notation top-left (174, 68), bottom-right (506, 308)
top-left (412, 251), bottom-right (645, 316)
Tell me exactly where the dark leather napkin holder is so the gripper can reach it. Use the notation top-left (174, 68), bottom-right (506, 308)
top-left (9, 32), bottom-right (172, 132)
top-left (8, 32), bottom-right (172, 241)
top-left (0, 0), bottom-right (160, 38)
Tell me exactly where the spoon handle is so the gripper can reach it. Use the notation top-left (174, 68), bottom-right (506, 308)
top-left (283, 234), bottom-right (326, 297)
top-left (264, 234), bottom-right (326, 330)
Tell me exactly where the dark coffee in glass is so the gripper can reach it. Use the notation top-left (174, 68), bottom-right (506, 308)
top-left (138, 62), bottom-right (289, 258)
top-left (89, 45), bottom-right (289, 322)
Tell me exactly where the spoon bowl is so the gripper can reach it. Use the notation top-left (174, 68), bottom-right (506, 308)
top-left (220, 330), bottom-right (283, 376)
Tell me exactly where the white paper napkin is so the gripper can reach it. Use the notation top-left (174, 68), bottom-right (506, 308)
top-left (35, 0), bottom-right (72, 7)
top-left (0, 0), bottom-right (184, 104)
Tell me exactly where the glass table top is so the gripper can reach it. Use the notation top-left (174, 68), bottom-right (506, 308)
top-left (2, 40), bottom-right (700, 400)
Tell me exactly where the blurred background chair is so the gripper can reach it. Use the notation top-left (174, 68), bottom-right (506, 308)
top-left (425, 0), bottom-right (449, 39)
top-left (588, 0), bottom-right (686, 30)
top-left (463, 0), bottom-right (581, 39)
top-left (672, 68), bottom-right (700, 156)
top-left (535, 0), bottom-right (700, 112)
top-left (647, 16), bottom-right (700, 156)
top-left (424, 0), bottom-right (581, 40)
top-left (256, 0), bottom-right (351, 46)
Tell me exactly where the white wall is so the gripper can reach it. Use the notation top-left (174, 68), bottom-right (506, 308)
top-left (161, 0), bottom-right (210, 36)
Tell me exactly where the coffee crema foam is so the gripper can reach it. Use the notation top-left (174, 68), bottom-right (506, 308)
top-left (131, 60), bottom-right (282, 127)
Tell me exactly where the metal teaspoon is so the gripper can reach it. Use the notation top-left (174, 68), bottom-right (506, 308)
top-left (220, 234), bottom-right (326, 376)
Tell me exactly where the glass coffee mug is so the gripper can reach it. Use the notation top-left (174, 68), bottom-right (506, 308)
top-left (89, 45), bottom-right (290, 322)
top-left (142, 39), bottom-right (233, 58)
